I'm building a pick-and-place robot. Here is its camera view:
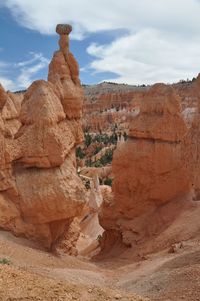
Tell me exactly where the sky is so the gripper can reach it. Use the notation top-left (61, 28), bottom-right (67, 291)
top-left (1, 0), bottom-right (200, 91)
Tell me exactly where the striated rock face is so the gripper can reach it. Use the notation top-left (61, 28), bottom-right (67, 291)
top-left (129, 84), bottom-right (186, 142)
top-left (0, 25), bottom-right (86, 250)
top-left (174, 74), bottom-right (200, 110)
top-left (83, 89), bottom-right (146, 132)
top-left (181, 75), bottom-right (200, 200)
top-left (99, 84), bottom-right (191, 251)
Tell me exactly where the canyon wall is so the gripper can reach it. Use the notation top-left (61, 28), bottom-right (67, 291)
top-left (178, 75), bottom-right (200, 199)
top-left (83, 86), bottom-right (146, 132)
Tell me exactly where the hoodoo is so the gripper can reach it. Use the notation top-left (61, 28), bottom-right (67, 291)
top-left (48, 23), bottom-right (83, 119)
top-left (99, 84), bottom-right (195, 253)
top-left (0, 25), bottom-right (86, 250)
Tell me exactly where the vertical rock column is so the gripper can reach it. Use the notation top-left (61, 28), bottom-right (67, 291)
top-left (48, 24), bottom-right (83, 121)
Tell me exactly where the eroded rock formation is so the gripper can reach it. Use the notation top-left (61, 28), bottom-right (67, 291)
top-left (48, 24), bottom-right (83, 119)
top-left (181, 75), bottom-right (200, 200)
top-left (99, 84), bottom-right (194, 252)
top-left (83, 83), bottom-right (147, 132)
top-left (0, 24), bottom-right (86, 250)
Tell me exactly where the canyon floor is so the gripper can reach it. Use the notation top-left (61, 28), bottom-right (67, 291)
top-left (1, 230), bottom-right (200, 301)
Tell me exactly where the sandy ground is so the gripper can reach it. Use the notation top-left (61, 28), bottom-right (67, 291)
top-left (114, 241), bottom-right (200, 301)
top-left (0, 231), bottom-right (147, 301)
top-left (1, 230), bottom-right (200, 300)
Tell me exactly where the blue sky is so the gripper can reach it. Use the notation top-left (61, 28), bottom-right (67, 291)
top-left (0, 6), bottom-right (120, 90)
top-left (1, 0), bottom-right (200, 91)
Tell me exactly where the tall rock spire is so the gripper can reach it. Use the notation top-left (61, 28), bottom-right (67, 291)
top-left (48, 24), bottom-right (83, 119)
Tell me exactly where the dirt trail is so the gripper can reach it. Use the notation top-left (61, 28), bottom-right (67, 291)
top-left (1, 230), bottom-right (200, 300)
top-left (99, 239), bottom-right (200, 301)
top-left (0, 231), bottom-right (147, 301)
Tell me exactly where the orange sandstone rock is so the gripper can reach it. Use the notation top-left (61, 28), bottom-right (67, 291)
top-left (99, 84), bottom-right (191, 250)
top-left (48, 24), bottom-right (83, 119)
top-left (0, 24), bottom-right (86, 250)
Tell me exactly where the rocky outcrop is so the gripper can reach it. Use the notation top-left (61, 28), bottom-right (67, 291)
top-left (181, 75), bottom-right (200, 200)
top-left (80, 166), bottom-right (112, 182)
top-left (99, 84), bottom-right (193, 253)
top-left (174, 74), bottom-right (200, 110)
top-left (76, 177), bottom-right (105, 257)
top-left (0, 86), bottom-right (22, 138)
top-left (0, 24), bottom-right (86, 250)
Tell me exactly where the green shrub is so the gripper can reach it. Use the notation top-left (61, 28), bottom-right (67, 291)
top-left (84, 133), bottom-right (92, 147)
top-left (96, 234), bottom-right (102, 241)
top-left (94, 146), bottom-right (102, 155)
top-left (76, 147), bottom-right (85, 159)
top-left (86, 159), bottom-right (92, 167)
top-left (104, 178), bottom-right (112, 186)
top-left (0, 258), bottom-right (11, 265)
top-left (99, 149), bottom-right (113, 165)
top-left (93, 161), bottom-right (103, 167)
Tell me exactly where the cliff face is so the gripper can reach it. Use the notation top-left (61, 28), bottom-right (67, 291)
top-left (99, 84), bottom-right (193, 251)
top-left (0, 24), bottom-right (86, 250)
top-left (83, 88), bottom-right (146, 131)
top-left (174, 75), bottom-right (200, 110)
top-left (180, 75), bottom-right (200, 199)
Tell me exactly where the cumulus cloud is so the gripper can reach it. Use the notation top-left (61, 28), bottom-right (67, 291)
top-left (0, 52), bottom-right (49, 91)
top-left (2, 0), bottom-right (200, 37)
top-left (1, 0), bottom-right (200, 83)
top-left (87, 29), bottom-right (200, 84)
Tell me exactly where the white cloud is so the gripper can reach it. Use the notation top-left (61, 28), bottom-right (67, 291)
top-left (0, 77), bottom-right (16, 91)
top-left (2, 0), bottom-right (200, 38)
top-left (15, 52), bottom-right (46, 67)
top-left (1, 0), bottom-right (200, 83)
top-left (87, 29), bottom-right (200, 84)
top-left (0, 52), bottom-right (49, 91)
top-left (16, 53), bottom-right (49, 88)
